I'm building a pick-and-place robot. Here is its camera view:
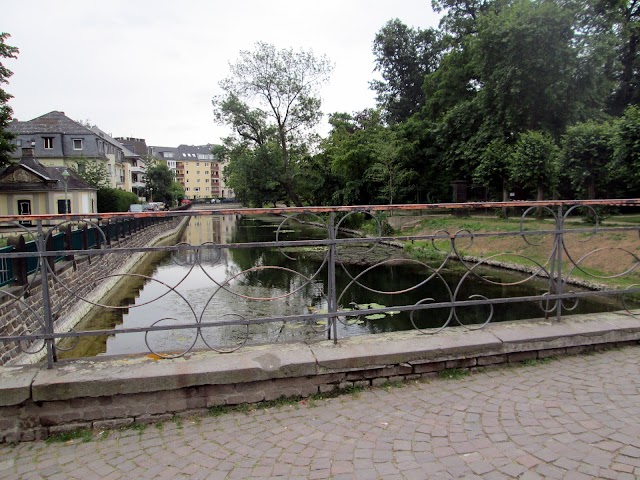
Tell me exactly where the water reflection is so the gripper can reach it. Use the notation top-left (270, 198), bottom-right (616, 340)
top-left (61, 214), bottom-right (623, 358)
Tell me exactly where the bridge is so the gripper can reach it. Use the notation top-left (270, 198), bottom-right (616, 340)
top-left (1, 199), bottom-right (640, 444)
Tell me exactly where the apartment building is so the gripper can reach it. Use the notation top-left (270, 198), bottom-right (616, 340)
top-left (149, 144), bottom-right (233, 200)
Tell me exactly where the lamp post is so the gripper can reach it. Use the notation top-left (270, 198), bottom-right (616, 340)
top-left (61, 168), bottom-right (70, 214)
top-left (149, 187), bottom-right (153, 202)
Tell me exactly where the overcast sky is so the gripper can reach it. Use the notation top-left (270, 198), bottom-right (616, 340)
top-left (4, 1), bottom-right (440, 147)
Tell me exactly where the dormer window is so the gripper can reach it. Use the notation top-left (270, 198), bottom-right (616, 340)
top-left (73, 139), bottom-right (83, 150)
top-left (44, 137), bottom-right (54, 149)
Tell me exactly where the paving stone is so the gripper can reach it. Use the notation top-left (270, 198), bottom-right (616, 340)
top-left (2, 347), bottom-right (640, 479)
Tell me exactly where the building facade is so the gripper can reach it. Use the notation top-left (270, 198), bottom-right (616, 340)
top-left (0, 147), bottom-right (97, 217)
top-left (149, 144), bottom-right (233, 200)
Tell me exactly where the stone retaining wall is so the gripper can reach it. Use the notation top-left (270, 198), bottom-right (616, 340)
top-left (0, 216), bottom-right (187, 366)
top-left (1, 311), bottom-right (639, 443)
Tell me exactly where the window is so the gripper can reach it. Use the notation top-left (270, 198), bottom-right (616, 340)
top-left (57, 199), bottom-right (71, 214)
top-left (194, 187), bottom-right (200, 192)
top-left (196, 171), bottom-right (200, 175)
top-left (17, 200), bottom-right (32, 225)
top-left (204, 171), bottom-right (208, 175)
top-left (43, 137), bottom-right (54, 149)
top-left (186, 179), bottom-right (189, 183)
top-left (205, 179), bottom-right (209, 183)
top-left (197, 179), bottom-right (200, 183)
top-left (196, 162), bottom-right (200, 166)
top-left (186, 187), bottom-right (190, 191)
top-left (16, 139), bottom-right (22, 147)
top-left (73, 139), bottom-right (83, 150)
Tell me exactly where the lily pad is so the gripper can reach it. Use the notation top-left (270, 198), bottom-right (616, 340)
top-left (387, 311), bottom-right (401, 316)
top-left (365, 313), bottom-right (386, 320)
top-left (316, 320), bottom-right (328, 326)
top-left (368, 303), bottom-right (386, 309)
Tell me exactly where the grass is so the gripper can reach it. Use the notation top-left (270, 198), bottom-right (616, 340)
top-left (437, 368), bottom-right (470, 380)
top-left (521, 357), bottom-right (553, 367)
top-left (45, 428), bottom-right (93, 444)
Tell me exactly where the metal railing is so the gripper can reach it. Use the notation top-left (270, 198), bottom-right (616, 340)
top-left (1, 199), bottom-right (640, 369)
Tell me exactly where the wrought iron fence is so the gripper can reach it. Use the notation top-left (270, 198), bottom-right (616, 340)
top-left (1, 199), bottom-right (640, 369)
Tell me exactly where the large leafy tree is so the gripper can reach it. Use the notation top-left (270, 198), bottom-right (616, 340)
top-left (0, 33), bottom-right (19, 167)
top-left (144, 162), bottom-right (175, 203)
top-left (212, 42), bottom-right (333, 207)
top-left (561, 120), bottom-right (615, 199)
top-left (371, 20), bottom-right (442, 123)
top-left (611, 105), bottom-right (640, 192)
top-left (509, 131), bottom-right (560, 202)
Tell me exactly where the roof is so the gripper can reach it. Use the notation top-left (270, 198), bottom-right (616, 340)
top-left (0, 154), bottom-right (96, 192)
top-left (8, 111), bottom-right (94, 135)
top-left (89, 126), bottom-right (139, 158)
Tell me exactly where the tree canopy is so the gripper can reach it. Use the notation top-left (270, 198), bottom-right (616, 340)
top-left (0, 33), bottom-right (19, 168)
top-left (213, 42), bottom-right (333, 207)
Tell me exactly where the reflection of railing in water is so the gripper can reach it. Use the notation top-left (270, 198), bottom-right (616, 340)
top-left (1, 199), bottom-right (640, 369)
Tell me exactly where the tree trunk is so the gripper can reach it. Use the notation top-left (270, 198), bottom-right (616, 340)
top-left (501, 178), bottom-right (509, 218)
top-left (536, 185), bottom-right (544, 219)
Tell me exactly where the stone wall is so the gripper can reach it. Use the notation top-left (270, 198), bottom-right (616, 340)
top-left (1, 312), bottom-right (639, 443)
top-left (0, 216), bottom-right (187, 366)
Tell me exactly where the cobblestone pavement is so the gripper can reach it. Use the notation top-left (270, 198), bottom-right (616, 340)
top-left (2, 347), bottom-right (640, 479)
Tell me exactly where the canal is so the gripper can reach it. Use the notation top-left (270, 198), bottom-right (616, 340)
top-left (60, 214), bottom-right (622, 359)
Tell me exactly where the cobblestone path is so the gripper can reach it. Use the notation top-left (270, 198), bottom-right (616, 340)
top-left (1, 347), bottom-right (640, 479)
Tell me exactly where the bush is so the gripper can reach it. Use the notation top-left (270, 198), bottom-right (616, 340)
top-left (97, 188), bottom-right (140, 213)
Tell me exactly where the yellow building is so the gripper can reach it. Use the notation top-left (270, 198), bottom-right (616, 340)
top-left (0, 148), bottom-right (97, 217)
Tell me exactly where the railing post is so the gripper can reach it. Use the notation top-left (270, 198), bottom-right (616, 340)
top-left (38, 220), bottom-right (56, 368)
top-left (327, 212), bottom-right (338, 343)
top-left (8, 234), bottom-right (27, 286)
top-left (62, 224), bottom-right (74, 263)
top-left (555, 206), bottom-right (564, 322)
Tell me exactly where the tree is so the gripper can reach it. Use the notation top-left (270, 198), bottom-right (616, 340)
top-left (144, 163), bottom-right (174, 203)
top-left (561, 120), bottom-right (615, 199)
top-left (212, 42), bottom-right (333, 207)
top-left (471, 0), bottom-right (583, 138)
top-left (473, 138), bottom-right (513, 206)
top-left (509, 131), bottom-right (560, 202)
top-left (167, 181), bottom-right (185, 207)
top-left (370, 20), bottom-right (442, 123)
top-left (221, 142), bottom-right (284, 207)
top-left (74, 157), bottom-right (110, 189)
top-left (611, 105), bottom-right (640, 192)
top-left (0, 33), bottom-right (19, 168)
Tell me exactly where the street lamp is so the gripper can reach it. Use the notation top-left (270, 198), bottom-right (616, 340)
top-left (149, 187), bottom-right (153, 202)
top-left (61, 168), bottom-right (70, 214)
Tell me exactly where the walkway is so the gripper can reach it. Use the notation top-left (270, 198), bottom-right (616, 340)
top-left (1, 346), bottom-right (640, 480)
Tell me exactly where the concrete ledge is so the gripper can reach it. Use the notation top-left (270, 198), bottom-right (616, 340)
top-left (32, 343), bottom-right (318, 402)
top-left (0, 365), bottom-right (39, 407)
top-left (2, 312), bottom-right (640, 442)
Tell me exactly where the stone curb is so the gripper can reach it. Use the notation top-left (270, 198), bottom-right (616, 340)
top-left (2, 311), bottom-right (640, 407)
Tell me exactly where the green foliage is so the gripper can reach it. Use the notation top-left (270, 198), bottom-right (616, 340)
top-left (213, 42), bottom-right (333, 207)
top-left (222, 142), bottom-right (284, 207)
top-left (145, 162), bottom-right (175, 203)
top-left (0, 32), bottom-right (19, 168)
top-left (46, 428), bottom-right (93, 444)
top-left (612, 105), bottom-right (640, 191)
top-left (371, 19), bottom-right (442, 123)
top-left (509, 131), bottom-right (560, 200)
top-left (438, 368), bottom-right (469, 380)
top-left (561, 120), bottom-right (615, 199)
top-left (97, 188), bottom-right (139, 213)
top-left (74, 157), bottom-right (110, 189)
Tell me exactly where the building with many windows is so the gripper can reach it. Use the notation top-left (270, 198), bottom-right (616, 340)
top-left (7, 111), bottom-right (146, 196)
top-left (149, 144), bottom-right (233, 200)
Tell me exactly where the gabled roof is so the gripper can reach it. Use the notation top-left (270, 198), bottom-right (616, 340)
top-left (0, 153), bottom-right (96, 191)
top-left (8, 111), bottom-right (94, 135)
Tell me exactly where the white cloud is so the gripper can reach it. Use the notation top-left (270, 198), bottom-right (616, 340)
top-left (4, 0), bottom-right (440, 146)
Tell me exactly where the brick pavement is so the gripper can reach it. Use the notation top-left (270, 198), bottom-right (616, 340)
top-left (1, 346), bottom-right (640, 479)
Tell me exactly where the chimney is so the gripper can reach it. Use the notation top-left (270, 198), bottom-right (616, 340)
top-left (21, 147), bottom-right (35, 158)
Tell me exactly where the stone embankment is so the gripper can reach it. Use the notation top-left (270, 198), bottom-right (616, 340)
top-left (0, 216), bottom-right (188, 366)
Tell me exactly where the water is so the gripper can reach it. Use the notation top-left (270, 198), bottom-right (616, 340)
top-left (60, 214), bottom-right (623, 358)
